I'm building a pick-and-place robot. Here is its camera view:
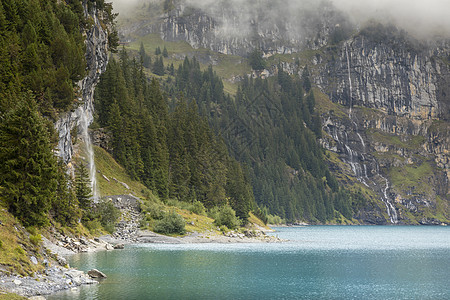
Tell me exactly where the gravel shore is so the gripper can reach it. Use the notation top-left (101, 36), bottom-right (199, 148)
top-left (0, 229), bottom-right (282, 299)
top-left (1, 197), bottom-right (281, 300)
top-left (0, 235), bottom-right (116, 299)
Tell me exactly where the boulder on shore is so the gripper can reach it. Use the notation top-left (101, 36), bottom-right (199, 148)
top-left (88, 269), bottom-right (107, 279)
top-left (113, 243), bottom-right (125, 249)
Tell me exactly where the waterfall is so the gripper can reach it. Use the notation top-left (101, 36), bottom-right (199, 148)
top-left (345, 43), bottom-right (353, 118)
top-left (357, 133), bottom-right (365, 149)
top-left (341, 42), bottom-right (398, 224)
top-left (79, 106), bottom-right (99, 201)
top-left (55, 1), bottom-right (107, 202)
top-left (379, 174), bottom-right (398, 224)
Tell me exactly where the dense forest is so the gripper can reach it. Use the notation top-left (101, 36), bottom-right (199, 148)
top-left (0, 0), bottom-right (117, 228)
top-left (162, 56), bottom-right (365, 223)
top-left (94, 51), bottom-right (256, 222)
top-left (0, 0), bottom-right (364, 229)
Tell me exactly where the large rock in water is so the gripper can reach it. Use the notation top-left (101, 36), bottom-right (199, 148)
top-left (114, 243), bottom-right (125, 249)
top-left (88, 269), bottom-right (107, 278)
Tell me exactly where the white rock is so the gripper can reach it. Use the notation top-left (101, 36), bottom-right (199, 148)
top-left (13, 279), bottom-right (22, 285)
top-left (30, 256), bottom-right (38, 265)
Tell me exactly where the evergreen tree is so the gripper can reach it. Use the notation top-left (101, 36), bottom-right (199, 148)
top-left (249, 48), bottom-right (266, 71)
top-left (139, 42), bottom-right (151, 68)
top-left (75, 163), bottom-right (92, 211)
top-left (152, 56), bottom-right (165, 76)
top-left (52, 160), bottom-right (81, 226)
top-left (0, 96), bottom-right (57, 226)
top-left (302, 66), bottom-right (312, 92)
top-left (162, 46), bottom-right (168, 57)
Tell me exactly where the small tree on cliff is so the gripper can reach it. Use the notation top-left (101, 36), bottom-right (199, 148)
top-left (249, 49), bottom-right (266, 71)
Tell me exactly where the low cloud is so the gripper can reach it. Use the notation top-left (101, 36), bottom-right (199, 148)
top-left (185, 0), bottom-right (450, 38)
top-left (109, 0), bottom-right (143, 15)
top-left (331, 0), bottom-right (450, 37)
top-left (111, 0), bottom-right (450, 39)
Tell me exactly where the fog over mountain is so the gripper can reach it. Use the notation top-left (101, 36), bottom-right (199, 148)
top-left (332, 0), bottom-right (450, 37)
top-left (111, 0), bottom-right (450, 38)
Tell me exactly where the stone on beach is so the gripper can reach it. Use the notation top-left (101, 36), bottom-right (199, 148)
top-left (114, 243), bottom-right (125, 249)
top-left (88, 269), bottom-right (107, 279)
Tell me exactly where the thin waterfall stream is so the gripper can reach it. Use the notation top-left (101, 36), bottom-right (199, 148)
top-left (79, 106), bottom-right (99, 201)
top-left (344, 43), bottom-right (398, 224)
top-left (345, 43), bottom-right (353, 118)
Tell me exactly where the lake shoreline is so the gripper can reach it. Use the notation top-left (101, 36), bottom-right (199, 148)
top-left (47, 226), bottom-right (450, 300)
top-left (0, 227), bottom-right (282, 299)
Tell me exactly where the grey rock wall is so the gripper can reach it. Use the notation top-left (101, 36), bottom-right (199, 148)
top-left (316, 29), bottom-right (450, 223)
top-left (125, 0), bottom-right (350, 56)
top-left (55, 3), bottom-right (109, 164)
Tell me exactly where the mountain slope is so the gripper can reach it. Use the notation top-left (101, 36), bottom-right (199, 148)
top-left (114, 0), bottom-right (449, 224)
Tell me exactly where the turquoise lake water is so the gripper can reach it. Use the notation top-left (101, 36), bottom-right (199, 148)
top-left (49, 226), bottom-right (450, 299)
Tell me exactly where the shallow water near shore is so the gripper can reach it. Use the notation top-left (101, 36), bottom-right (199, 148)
top-left (48, 226), bottom-right (450, 300)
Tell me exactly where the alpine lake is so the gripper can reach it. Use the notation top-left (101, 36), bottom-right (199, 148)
top-left (48, 226), bottom-right (450, 300)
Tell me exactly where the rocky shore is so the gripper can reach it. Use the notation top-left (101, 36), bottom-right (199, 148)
top-left (0, 267), bottom-right (96, 298)
top-left (0, 195), bottom-right (282, 299)
top-left (0, 234), bottom-right (117, 299)
top-left (0, 225), bottom-right (282, 299)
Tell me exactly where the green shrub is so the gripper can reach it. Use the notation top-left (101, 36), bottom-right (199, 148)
top-left (189, 201), bottom-right (206, 216)
top-left (15, 247), bottom-right (25, 255)
top-left (166, 199), bottom-right (191, 210)
top-left (0, 240), bottom-right (3, 248)
top-left (214, 205), bottom-right (241, 230)
top-left (153, 211), bottom-right (186, 235)
top-left (84, 219), bottom-right (102, 234)
top-left (219, 225), bottom-right (229, 233)
top-left (207, 206), bottom-right (220, 220)
top-left (26, 226), bottom-right (37, 235)
top-left (145, 202), bottom-right (165, 220)
top-left (267, 214), bottom-right (285, 225)
top-left (139, 219), bottom-right (148, 229)
top-left (96, 199), bottom-right (120, 233)
top-left (30, 234), bottom-right (42, 246)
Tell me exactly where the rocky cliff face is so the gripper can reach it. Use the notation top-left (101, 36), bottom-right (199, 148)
top-left (55, 3), bottom-right (109, 164)
top-left (316, 26), bottom-right (450, 224)
top-left (124, 0), bottom-right (350, 56)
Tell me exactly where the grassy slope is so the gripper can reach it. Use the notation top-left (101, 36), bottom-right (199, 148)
top-left (93, 145), bottom-right (269, 233)
top-left (93, 146), bottom-right (152, 199)
top-left (0, 205), bottom-right (42, 277)
top-left (0, 294), bottom-right (27, 300)
top-left (124, 33), bottom-right (249, 96)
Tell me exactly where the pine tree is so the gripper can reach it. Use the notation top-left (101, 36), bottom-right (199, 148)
top-left (139, 42), bottom-right (151, 68)
top-left (52, 160), bottom-right (81, 226)
top-left (249, 48), bottom-right (266, 71)
top-left (0, 96), bottom-right (57, 226)
top-left (75, 163), bottom-right (92, 211)
top-left (302, 66), bottom-right (312, 92)
top-left (162, 46), bottom-right (168, 58)
top-left (152, 56), bottom-right (165, 76)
